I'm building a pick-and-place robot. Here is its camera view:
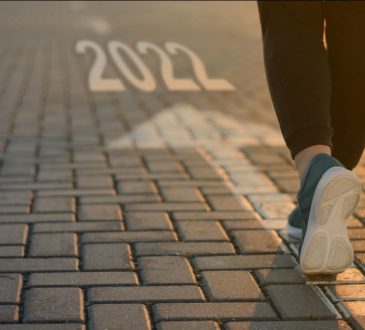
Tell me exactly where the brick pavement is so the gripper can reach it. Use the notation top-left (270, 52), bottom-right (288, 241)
top-left (0, 2), bottom-right (365, 330)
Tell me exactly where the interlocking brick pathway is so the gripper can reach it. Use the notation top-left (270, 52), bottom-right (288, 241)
top-left (1, 2), bottom-right (365, 330)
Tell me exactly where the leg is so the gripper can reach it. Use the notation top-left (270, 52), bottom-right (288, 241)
top-left (257, 1), bottom-right (332, 169)
top-left (325, 2), bottom-right (365, 170)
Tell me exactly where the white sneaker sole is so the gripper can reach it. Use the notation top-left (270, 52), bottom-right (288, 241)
top-left (300, 166), bottom-right (361, 275)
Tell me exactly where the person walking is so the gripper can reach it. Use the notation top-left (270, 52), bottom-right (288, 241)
top-left (257, 1), bottom-right (364, 274)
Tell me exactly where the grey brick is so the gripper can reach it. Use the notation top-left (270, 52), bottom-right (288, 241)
top-left (117, 180), bottom-right (157, 194)
top-left (0, 325), bottom-right (85, 330)
top-left (201, 271), bottom-right (264, 301)
top-left (0, 305), bottom-right (19, 322)
top-left (77, 175), bottom-right (113, 188)
top-left (161, 187), bottom-right (203, 202)
top-left (125, 202), bottom-right (208, 212)
top-left (0, 213), bottom-right (75, 223)
top-left (89, 286), bottom-right (204, 303)
top-left (24, 288), bottom-right (84, 322)
top-left (126, 212), bottom-right (172, 230)
top-left (0, 246), bottom-right (24, 257)
top-left (79, 204), bottom-right (122, 221)
top-left (157, 321), bottom-right (220, 330)
top-left (135, 242), bottom-right (235, 256)
top-left (173, 211), bottom-right (258, 221)
top-left (37, 169), bottom-right (72, 181)
top-left (177, 221), bottom-right (228, 241)
top-left (80, 194), bottom-right (160, 204)
top-left (139, 256), bottom-right (196, 284)
top-left (82, 231), bottom-right (176, 243)
top-left (33, 221), bottom-right (123, 233)
top-left (206, 195), bottom-right (248, 211)
top-left (29, 233), bottom-right (78, 257)
top-left (0, 205), bottom-right (30, 213)
top-left (28, 271), bottom-right (137, 287)
top-left (37, 189), bottom-right (114, 197)
top-left (88, 304), bottom-right (151, 330)
top-left (33, 197), bottom-right (75, 213)
top-left (0, 274), bottom-right (22, 304)
top-left (0, 258), bottom-right (77, 272)
top-left (224, 321), bottom-right (351, 330)
top-left (187, 166), bottom-right (220, 179)
top-left (153, 302), bottom-right (276, 321)
top-left (232, 230), bottom-right (285, 253)
top-left (255, 269), bottom-right (306, 285)
top-left (82, 243), bottom-right (133, 270)
top-left (0, 224), bottom-right (28, 244)
top-left (193, 255), bottom-right (297, 270)
top-left (266, 285), bottom-right (337, 319)
top-left (0, 192), bottom-right (31, 205)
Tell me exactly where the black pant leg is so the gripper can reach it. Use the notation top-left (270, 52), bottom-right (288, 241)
top-left (257, 1), bottom-right (332, 158)
top-left (325, 2), bottom-right (365, 170)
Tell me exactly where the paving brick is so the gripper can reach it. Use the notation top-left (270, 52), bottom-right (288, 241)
top-left (125, 202), bottom-right (208, 212)
top-left (80, 194), bottom-right (160, 204)
top-left (117, 180), bottom-right (157, 194)
top-left (173, 211), bottom-right (258, 221)
top-left (0, 213), bottom-right (75, 223)
top-left (126, 212), bottom-right (172, 230)
top-left (28, 271), bottom-right (137, 287)
top-left (33, 197), bottom-right (75, 213)
top-left (82, 231), bottom-right (176, 243)
top-left (157, 321), bottom-right (220, 330)
top-left (326, 284), bottom-right (365, 302)
top-left (232, 230), bottom-right (285, 254)
top-left (0, 246), bottom-right (24, 257)
top-left (193, 255), bottom-right (297, 270)
top-left (265, 285), bottom-right (337, 319)
top-left (0, 258), bottom-right (78, 272)
top-left (0, 305), bottom-right (19, 322)
top-left (33, 221), bottom-right (123, 233)
top-left (135, 242), bottom-right (235, 256)
top-left (82, 243), bottom-right (133, 270)
top-left (340, 301), bottom-right (365, 329)
top-left (77, 175), bottom-right (113, 188)
top-left (201, 270), bottom-right (264, 301)
top-left (88, 304), bottom-right (151, 330)
top-left (139, 256), bottom-right (196, 284)
top-left (24, 288), bottom-right (84, 322)
top-left (89, 285), bottom-right (204, 303)
top-left (187, 166), bottom-right (220, 180)
top-left (255, 269), bottom-right (306, 285)
top-left (177, 221), bottom-right (228, 241)
top-left (153, 302), bottom-right (276, 321)
top-left (146, 161), bottom-right (182, 173)
top-left (37, 188), bottom-right (114, 197)
top-left (206, 195), bottom-right (248, 211)
top-left (0, 224), bottom-right (28, 244)
top-left (29, 233), bottom-right (78, 257)
top-left (0, 205), bottom-right (30, 213)
top-left (0, 274), bottom-right (22, 303)
top-left (200, 185), bottom-right (232, 195)
top-left (79, 204), bottom-right (122, 221)
top-left (223, 220), bottom-right (266, 230)
top-left (247, 194), bottom-right (295, 219)
top-left (224, 321), bottom-right (351, 330)
top-left (160, 187), bottom-right (203, 202)
top-left (0, 191), bottom-right (31, 205)
top-left (37, 169), bottom-right (72, 181)
top-left (0, 325), bottom-right (85, 330)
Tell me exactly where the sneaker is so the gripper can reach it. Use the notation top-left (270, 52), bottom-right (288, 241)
top-left (297, 153), bottom-right (361, 275)
top-left (287, 206), bottom-right (303, 240)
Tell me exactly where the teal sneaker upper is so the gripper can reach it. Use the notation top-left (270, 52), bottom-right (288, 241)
top-left (288, 206), bottom-right (302, 228)
top-left (297, 153), bottom-right (344, 253)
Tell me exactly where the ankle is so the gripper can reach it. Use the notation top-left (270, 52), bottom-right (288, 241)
top-left (294, 145), bottom-right (331, 182)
